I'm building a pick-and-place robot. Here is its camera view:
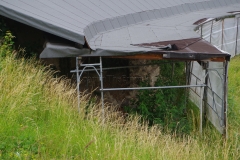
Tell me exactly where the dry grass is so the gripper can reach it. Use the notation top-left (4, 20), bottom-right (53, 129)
top-left (0, 50), bottom-right (240, 159)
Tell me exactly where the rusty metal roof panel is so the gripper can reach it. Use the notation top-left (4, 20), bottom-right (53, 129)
top-left (133, 38), bottom-right (231, 60)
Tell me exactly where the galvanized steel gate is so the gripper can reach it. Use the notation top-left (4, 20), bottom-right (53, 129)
top-left (73, 57), bottom-right (228, 137)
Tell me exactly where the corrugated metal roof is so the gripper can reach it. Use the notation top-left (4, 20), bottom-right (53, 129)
top-left (87, 1), bottom-right (240, 55)
top-left (0, 0), bottom-right (239, 58)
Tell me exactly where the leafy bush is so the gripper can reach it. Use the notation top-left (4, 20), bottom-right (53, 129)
top-left (0, 31), bottom-right (15, 57)
top-left (0, 16), bottom-right (40, 58)
top-left (0, 17), bottom-right (15, 58)
top-left (125, 61), bottom-right (192, 134)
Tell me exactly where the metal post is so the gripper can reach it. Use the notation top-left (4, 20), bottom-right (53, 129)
top-left (203, 62), bottom-right (209, 123)
top-left (172, 62), bottom-right (175, 81)
top-left (99, 57), bottom-right (105, 122)
top-left (185, 61), bottom-right (190, 107)
top-left (70, 61), bottom-right (177, 73)
top-left (235, 17), bottom-right (239, 56)
top-left (76, 57), bottom-right (81, 113)
top-left (199, 77), bottom-right (204, 134)
top-left (101, 84), bottom-right (206, 91)
top-left (86, 58), bottom-right (90, 91)
top-left (199, 63), bottom-right (207, 135)
top-left (223, 61), bottom-right (229, 138)
top-left (221, 19), bottom-right (224, 50)
top-left (210, 20), bottom-right (214, 43)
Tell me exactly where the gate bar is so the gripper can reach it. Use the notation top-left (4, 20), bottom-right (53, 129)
top-left (101, 84), bottom-right (206, 91)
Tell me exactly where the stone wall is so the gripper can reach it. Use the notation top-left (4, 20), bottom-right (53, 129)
top-left (127, 60), bottom-right (160, 100)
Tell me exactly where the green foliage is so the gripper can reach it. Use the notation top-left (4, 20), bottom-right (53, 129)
top-left (0, 17), bottom-right (15, 58)
top-left (0, 31), bottom-right (15, 58)
top-left (227, 55), bottom-right (240, 134)
top-left (0, 35), bottom-right (240, 159)
top-left (0, 17), bottom-right (240, 159)
top-left (125, 61), bottom-right (192, 134)
top-left (0, 16), bottom-right (40, 58)
top-left (0, 133), bottom-right (40, 159)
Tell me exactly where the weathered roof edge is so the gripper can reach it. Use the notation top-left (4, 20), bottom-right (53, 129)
top-left (0, 2), bottom-right (85, 44)
top-left (84, 0), bottom-right (239, 50)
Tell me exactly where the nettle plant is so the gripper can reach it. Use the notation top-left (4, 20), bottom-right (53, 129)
top-left (0, 18), bottom-right (15, 58)
top-left (0, 31), bottom-right (15, 58)
top-left (125, 61), bottom-right (192, 134)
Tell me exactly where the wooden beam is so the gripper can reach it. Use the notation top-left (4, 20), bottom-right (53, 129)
top-left (209, 57), bottom-right (226, 62)
top-left (107, 54), bottom-right (226, 62)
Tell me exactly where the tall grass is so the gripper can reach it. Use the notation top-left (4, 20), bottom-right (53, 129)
top-left (0, 42), bottom-right (240, 159)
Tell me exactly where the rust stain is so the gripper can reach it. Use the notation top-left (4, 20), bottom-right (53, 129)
top-left (193, 18), bottom-right (209, 25)
top-left (108, 54), bottom-right (163, 60)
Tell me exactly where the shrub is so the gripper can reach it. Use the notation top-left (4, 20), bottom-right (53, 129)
top-left (0, 18), bottom-right (15, 58)
top-left (125, 61), bottom-right (192, 134)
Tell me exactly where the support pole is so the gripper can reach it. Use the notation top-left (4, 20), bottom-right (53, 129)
top-left (221, 19), bottom-right (224, 50)
top-left (189, 62), bottom-right (194, 88)
top-left (184, 61), bottom-right (188, 108)
top-left (76, 57), bottom-right (81, 113)
top-left (86, 58), bottom-right (90, 92)
top-left (235, 17), bottom-right (239, 56)
top-left (73, 57), bottom-right (103, 117)
top-left (210, 20), bottom-right (214, 43)
top-left (185, 61), bottom-right (192, 108)
top-left (223, 61), bottom-right (229, 138)
top-left (172, 62), bottom-right (175, 81)
top-left (101, 84), bottom-right (206, 91)
top-left (199, 63), bottom-right (207, 135)
top-left (199, 78), bottom-right (204, 134)
top-left (203, 62), bottom-right (209, 123)
top-left (99, 57), bottom-right (105, 122)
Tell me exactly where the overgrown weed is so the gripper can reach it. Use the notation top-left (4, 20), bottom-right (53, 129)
top-left (0, 30), bottom-right (239, 159)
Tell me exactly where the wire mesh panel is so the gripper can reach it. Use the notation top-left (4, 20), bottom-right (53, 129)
top-left (205, 62), bottom-right (226, 133)
top-left (192, 16), bottom-right (240, 134)
top-left (189, 61), bottom-right (226, 134)
top-left (189, 62), bottom-right (205, 108)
